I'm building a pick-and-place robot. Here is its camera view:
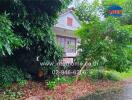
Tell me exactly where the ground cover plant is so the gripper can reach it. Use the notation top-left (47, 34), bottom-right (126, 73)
top-left (0, 65), bottom-right (25, 87)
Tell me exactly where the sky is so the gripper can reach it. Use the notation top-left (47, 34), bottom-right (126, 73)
top-left (69, 0), bottom-right (93, 7)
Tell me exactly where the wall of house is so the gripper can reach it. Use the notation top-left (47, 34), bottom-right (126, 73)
top-left (53, 27), bottom-right (76, 38)
top-left (55, 11), bottom-right (80, 31)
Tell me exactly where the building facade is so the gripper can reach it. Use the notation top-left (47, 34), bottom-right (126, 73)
top-left (53, 9), bottom-right (81, 63)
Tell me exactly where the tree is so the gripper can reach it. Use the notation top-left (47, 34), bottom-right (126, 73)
top-left (120, 0), bottom-right (132, 25)
top-left (75, 17), bottom-right (130, 72)
top-left (75, 0), bottom-right (102, 23)
top-left (0, 0), bottom-right (71, 76)
top-left (0, 15), bottom-right (24, 56)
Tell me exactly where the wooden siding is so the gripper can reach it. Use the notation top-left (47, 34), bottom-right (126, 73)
top-left (54, 11), bottom-right (80, 31)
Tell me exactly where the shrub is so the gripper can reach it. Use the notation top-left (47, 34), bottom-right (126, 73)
top-left (0, 65), bottom-right (25, 87)
top-left (2, 89), bottom-right (24, 99)
top-left (80, 69), bottom-right (121, 81)
top-left (46, 81), bottom-right (56, 90)
top-left (0, 0), bottom-right (71, 82)
top-left (46, 76), bottom-right (75, 89)
top-left (105, 71), bottom-right (121, 81)
top-left (55, 76), bottom-right (75, 84)
top-left (0, 15), bottom-right (24, 56)
top-left (75, 17), bottom-right (130, 72)
top-left (88, 70), bottom-right (104, 79)
top-left (18, 80), bottom-right (27, 87)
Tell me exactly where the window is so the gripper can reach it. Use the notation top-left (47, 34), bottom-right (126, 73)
top-left (57, 37), bottom-right (65, 51)
top-left (67, 17), bottom-right (73, 26)
top-left (57, 36), bottom-right (76, 53)
top-left (66, 38), bottom-right (76, 53)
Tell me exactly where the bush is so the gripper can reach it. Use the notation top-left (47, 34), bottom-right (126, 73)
top-left (75, 17), bottom-right (130, 72)
top-left (80, 69), bottom-right (121, 81)
top-left (105, 72), bottom-right (121, 81)
top-left (46, 76), bottom-right (75, 89)
top-left (89, 70), bottom-right (105, 79)
top-left (0, 65), bottom-right (25, 87)
top-left (46, 81), bottom-right (56, 90)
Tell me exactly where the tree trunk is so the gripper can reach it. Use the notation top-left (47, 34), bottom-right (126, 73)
top-left (75, 61), bottom-right (88, 82)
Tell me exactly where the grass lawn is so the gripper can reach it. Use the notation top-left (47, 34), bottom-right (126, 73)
top-left (81, 68), bottom-right (132, 81)
top-left (105, 68), bottom-right (132, 80)
top-left (119, 68), bottom-right (132, 80)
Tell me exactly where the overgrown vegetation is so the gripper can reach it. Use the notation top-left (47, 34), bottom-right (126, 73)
top-left (80, 69), bottom-right (121, 81)
top-left (80, 68), bottom-right (132, 81)
top-left (46, 76), bottom-right (75, 89)
top-left (0, 0), bottom-right (132, 99)
top-left (0, 65), bottom-right (25, 87)
top-left (0, 0), bottom-right (71, 87)
top-left (0, 15), bottom-right (24, 55)
top-left (75, 17), bottom-right (130, 72)
top-left (75, 0), bottom-right (101, 22)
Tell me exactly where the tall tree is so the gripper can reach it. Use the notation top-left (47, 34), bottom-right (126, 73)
top-left (75, 17), bottom-right (130, 72)
top-left (120, 0), bottom-right (132, 25)
top-left (0, 0), bottom-right (71, 74)
top-left (75, 0), bottom-right (103, 23)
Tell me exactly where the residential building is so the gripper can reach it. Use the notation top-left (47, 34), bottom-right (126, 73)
top-left (53, 9), bottom-right (81, 63)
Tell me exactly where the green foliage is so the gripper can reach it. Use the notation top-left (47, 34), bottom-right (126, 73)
top-left (119, 68), bottom-right (132, 79)
top-left (46, 76), bottom-right (74, 89)
top-left (75, 0), bottom-right (101, 22)
top-left (120, 0), bottom-right (132, 25)
top-left (80, 69), bottom-right (121, 81)
top-left (0, 0), bottom-right (71, 75)
top-left (105, 71), bottom-right (121, 81)
top-left (3, 89), bottom-right (23, 100)
top-left (80, 68), bottom-right (132, 81)
top-left (0, 65), bottom-right (25, 87)
top-left (46, 81), bottom-right (56, 90)
top-left (90, 70), bottom-right (105, 80)
top-left (18, 80), bottom-right (27, 87)
top-left (102, 0), bottom-right (126, 6)
top-left (121, 25), bottom-right (132, 64)
top-left (0, 15), bottom-right (24, 56)
top-left (75, 17), bottom-right (130, 72)
top-left (54, 76), bottom-right (75, 84)
top-left (122, 25), bottom-right (132, 35)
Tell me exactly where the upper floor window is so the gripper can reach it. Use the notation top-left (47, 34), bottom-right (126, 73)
top-left (67, 17), bottom-right (73, 26)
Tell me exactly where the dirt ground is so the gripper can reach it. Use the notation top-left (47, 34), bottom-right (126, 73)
top-left (20, 79), bottom-right (123, 100)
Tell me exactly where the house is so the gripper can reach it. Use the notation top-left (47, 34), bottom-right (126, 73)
top-left (53, 9), bottom-right (81, 63)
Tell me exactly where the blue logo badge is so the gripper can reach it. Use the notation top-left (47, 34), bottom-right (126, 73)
top-left (108, 4), bottom-right (123, 17)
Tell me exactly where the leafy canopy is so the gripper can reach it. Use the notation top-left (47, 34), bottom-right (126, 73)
top-left (120, 0), bottom-right (132, 25)
top-left (0, 15), bottom-right (24, 56)
top-left (75, 17), bottom-right (130, 72)
top-left (0, 0), bottom-right (71, 74)
top-left (75, 0), bottom-right (101, 22)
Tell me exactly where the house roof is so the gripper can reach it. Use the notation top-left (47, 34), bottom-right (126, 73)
top-left (59, 8), bottom-right (81, 25)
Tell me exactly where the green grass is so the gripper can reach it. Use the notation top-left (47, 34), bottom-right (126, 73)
top-left (80, 68), bottom-right (132, 81)
top-left (119, 68), bottom-right (132, 79)
top-left (46, 76), bottom-right (75, 89)
top-left (104, 69), bottom-right (132, 80)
